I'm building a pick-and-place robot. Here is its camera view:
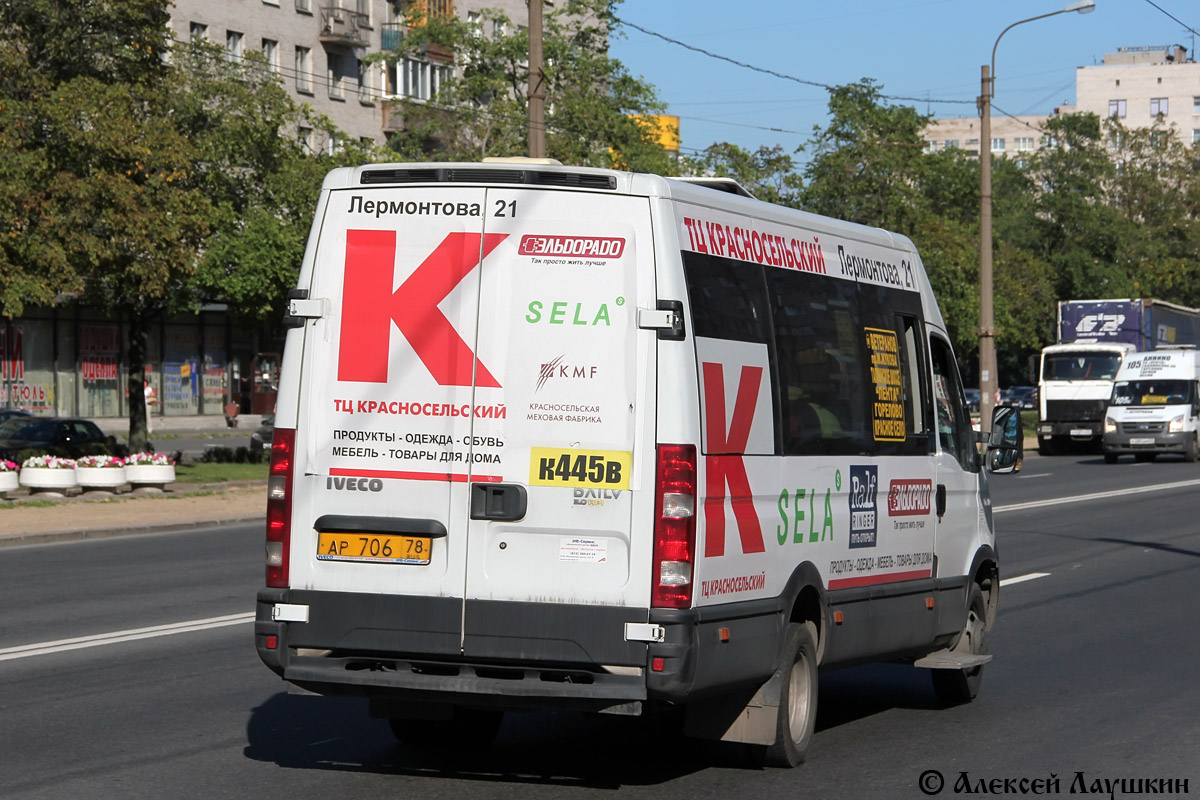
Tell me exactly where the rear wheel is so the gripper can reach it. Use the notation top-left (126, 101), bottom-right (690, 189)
top-left (760, 622), bottom-right (818, 768)
top-left (388, 707), bottom-right (504, 749)
top-left (932, 583), bottom-right (988, 704)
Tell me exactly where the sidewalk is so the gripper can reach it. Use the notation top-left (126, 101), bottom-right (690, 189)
top-left (93, 413), bottom-right (266, 437)
top-left (0, 480), bottom-right (267, 548)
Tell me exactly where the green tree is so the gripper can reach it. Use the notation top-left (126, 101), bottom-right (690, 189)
top-left (377, 0), bottom-right (671, 171)
top-left (799, 79), bottom-right (931, 232)
top-left (0, 1), bottom-right (212, 451)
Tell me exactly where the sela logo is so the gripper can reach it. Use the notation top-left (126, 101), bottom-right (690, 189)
top-left (535, 355), bottom-right (599, 392)
top-left (326, 476), bottom-right (383, 493)
top-left (1075, 313), bottom-right (1125, 337)
top-left (338, 230), bottom-right (507, 387)
top-left (702, 362), bottom-right (766, 558)
top-left (518, 235), bottom-right (625, 259)
top-left (848, 465), bottom-right (878, 549)
top-left (888, 478), bottom-right (932, 516)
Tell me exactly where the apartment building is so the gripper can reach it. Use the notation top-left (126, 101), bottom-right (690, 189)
top-left (922, 114), bottom-right (1050, 159)
top-left (167, 0), bottom-right (533, 148)
top-left (924, 44), bottom-right (1200, 156)
top-left (1059, 44), bottom-right (1200, 146)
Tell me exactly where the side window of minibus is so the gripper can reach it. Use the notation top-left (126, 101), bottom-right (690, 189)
top-left (857, 292), bottom-right (931, 457)
top-left (929, 336), bottom-right (976, 472)
top-left (767, 269), bottom-right (870, 456)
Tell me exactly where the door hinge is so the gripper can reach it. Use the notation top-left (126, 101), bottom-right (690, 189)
top-left (624, 622), bottom-right (665, 643)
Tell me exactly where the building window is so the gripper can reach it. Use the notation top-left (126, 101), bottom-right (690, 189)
top-left (328, 52), bottom-right (344, 99)
top-left (1193, 97), bottom-right (1200, 113)
top-left (262, 39), bottom-right (278, 73)
top-left (225, 31), bottom-right (243, 63)
top-left (295, 0), bottom-right (311, 13)
top-left (298, 126), bottom-right (313, 154)
top-left (1015, 137), bottom-right (1035, 151)
top-left (357, 59), bottom-right (373, 104)
top-left (295, 46), bottom-right (312, 93)
top-left (1193, 130), bottom-right (1200, 145)
top-left (1109, 99), bottom-right (1126, 118)
top-left (944, 139), bottom-right (958, 149)
top-left (190, 22), bottom-right (208, 42)
top-left (1151, 97), bottom-right (1168, 117)
top-left (990, 138), bottom-right (1005, 152)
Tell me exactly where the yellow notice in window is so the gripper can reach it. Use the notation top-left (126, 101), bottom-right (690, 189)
top-left (865, 327), bottom-right (905, 441)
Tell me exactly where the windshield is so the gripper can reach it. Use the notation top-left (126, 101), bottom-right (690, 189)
top-left (1043, 352), bottom-right (1123, 381)
top-left (1111, 380), bottom-right (1194, 407)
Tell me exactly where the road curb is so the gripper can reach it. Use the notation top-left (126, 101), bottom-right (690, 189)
top-left (0, 515), bottom-right (265, 549)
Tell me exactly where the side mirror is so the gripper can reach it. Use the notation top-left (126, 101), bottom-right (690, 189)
top-left (986, 405), bottom-right (1023, 474)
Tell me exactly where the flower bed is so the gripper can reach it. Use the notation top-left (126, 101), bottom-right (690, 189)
top-left (76, 454), bottom-right (127, 489)
top-left (124, 452), bottom-right (175, 487)
top-left (19, 455), bottom-right (78, 491)
top-left (0, 459), bottom-right (18, 494)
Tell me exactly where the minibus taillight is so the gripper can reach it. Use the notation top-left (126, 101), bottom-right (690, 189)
top-left (652, 444), bottom-right (697, 609)
top-left (265, 428), bottom-right (295, 589)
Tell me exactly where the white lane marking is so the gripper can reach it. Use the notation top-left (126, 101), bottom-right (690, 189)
top-left (994, 478), bottom-right (1200, 513)
top-left (1017, 472), bottom-right (1052, 479)
top-left (999, 572), bottom-right (1050, 587)
top-left (0, 612), bottom-right (255, 662)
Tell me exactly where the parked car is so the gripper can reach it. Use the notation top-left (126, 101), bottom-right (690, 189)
top-left (249, 414), bottom-right (275, 454)
top-left (0, 416), bottom-right (115, 460)
top-left (1004, 385), bottom-right (1037, 410)
top-left (0, 409), bottom-right (33, 424)
top-left (964, 388), bottom-right (981, 413)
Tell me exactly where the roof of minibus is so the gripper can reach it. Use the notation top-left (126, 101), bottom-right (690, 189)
top-left (325, 161), bottom-right (943, 328)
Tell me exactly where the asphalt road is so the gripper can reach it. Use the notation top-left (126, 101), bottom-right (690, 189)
top-left (1, 452), bottom-right (1197, 800)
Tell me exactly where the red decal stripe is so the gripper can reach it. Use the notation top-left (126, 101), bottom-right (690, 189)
top-left (329, 468), bottom-right (502, 483)
top-left (828, 569), bottom-right (932, 590)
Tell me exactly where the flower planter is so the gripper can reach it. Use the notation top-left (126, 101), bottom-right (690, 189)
top-left (76, 466), bottom-right (128, 489)
top-left (19, 468), bottom-right (78, 491)
top-left (0, 470), bottom-right (18, 495)
top-left (125, 464), bottom-right (176, 486)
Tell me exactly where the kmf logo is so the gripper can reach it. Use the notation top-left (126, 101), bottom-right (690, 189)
top-left (536, 355), bottom-right (599, 392)
top-left (338, 230), bottom-right (507, 386)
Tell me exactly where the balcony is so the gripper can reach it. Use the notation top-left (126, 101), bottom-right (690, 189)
top-left (319, 6), bottom-right (370, 48)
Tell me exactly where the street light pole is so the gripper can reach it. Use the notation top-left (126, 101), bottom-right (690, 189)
top-left (978, 0), bottom-right (1095, 432)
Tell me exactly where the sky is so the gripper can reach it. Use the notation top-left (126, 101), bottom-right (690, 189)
top-left (608, 0), bottom-right (1197, 162)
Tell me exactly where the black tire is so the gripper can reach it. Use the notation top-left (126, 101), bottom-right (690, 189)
top-left (760, 622), bottom-right (818, 768)
top-left (932, 583), bottom-right (988, 704)
top-left (1104, 453), bottom-right (1118, 464)
top-left (1037, 436), bottom-right (1062, 456)
top-left (1186, 436), bottom-right (1198, 463)
top-left (1135, 452), bottom-right (1156, 463)
top-left (388, 707), bottom-right (504, 750)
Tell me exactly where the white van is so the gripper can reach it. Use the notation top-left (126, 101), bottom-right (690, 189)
top-left (255, 161), bottom-right (1023, 767)
top-left (1103, 348), bottom-right (1200, 463)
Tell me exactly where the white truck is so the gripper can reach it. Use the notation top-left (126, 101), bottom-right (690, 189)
top-left (1037, 299), bottom-right (1200, 455)
top-left (1103, 349), bottom-right (1200, 463)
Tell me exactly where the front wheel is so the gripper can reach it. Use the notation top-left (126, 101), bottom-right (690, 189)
top-left (1186, 435), bottom-right (1198, 463)
top-left (932, 583), bottom-right (988, 704)
top-left (760, 622), bottom-right (818, 768)
top-left (1104, 453), bottom-right (1118, 464)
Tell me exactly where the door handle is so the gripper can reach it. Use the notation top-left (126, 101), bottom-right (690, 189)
top-left (470, 483), bottom-right (528, 521)
top-left (936, 483), bottom-right (947, 521)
